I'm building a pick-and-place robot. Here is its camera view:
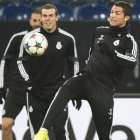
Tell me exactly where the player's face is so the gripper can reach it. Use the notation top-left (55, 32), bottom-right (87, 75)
top-left (30, 13), bottom-right (41, 29)
top-left (41, 9), bottom-right (58, 33)
top-left (110, 6), bottom-right (130, 27)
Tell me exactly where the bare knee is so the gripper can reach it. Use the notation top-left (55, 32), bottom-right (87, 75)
top-left (2, 118), bottom-right (14, 133)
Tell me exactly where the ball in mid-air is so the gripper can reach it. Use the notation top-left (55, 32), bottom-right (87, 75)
top-left (24, 32), bottom-right (48, 56)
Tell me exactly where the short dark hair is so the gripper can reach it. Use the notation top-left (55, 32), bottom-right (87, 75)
top-left (41, 4), bottom-right (58, 16)
top-left (32, 10), bottom-right (41, 15)
top-left (30, 10), bottom-right (41, 19)
top-left (114, 1), bottom-right (131, 17)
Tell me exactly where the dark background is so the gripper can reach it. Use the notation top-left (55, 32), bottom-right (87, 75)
top-left (0, 21), bottom-right (139, 93)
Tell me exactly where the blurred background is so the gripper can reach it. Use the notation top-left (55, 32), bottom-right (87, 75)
top-left (0, 0), bottom-right (140, 140)
top-left (0, 0), bottom-right (140, 21)
top-left (0, 0), bottom-right (139, 93)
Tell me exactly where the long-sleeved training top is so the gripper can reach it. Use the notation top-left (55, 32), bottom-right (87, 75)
top-left (17, 27), bottom-right (79, 90)
top-left (83, 24), bottom-right (137, 90)
top-left (0, 30), bottom-right (29, 89)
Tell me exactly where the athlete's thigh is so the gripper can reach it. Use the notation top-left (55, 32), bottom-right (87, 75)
top-left (53, 105), bottom-right (68, 127)
top-left (2, 89), bottom-right (25, 119)
top-left (88, 83), bottom-right (114, 139)
top-left (53, 105), bottom-right (68, 140)
top-left (50, 74), bottom-right (89, 117)
top-left (27, 92), bottom-right (52, 134)
top-left (61, 74), bottom-right (88, 100)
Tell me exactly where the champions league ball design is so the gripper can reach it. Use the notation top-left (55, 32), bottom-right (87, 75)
top-left (24, 32), bottom-right (48, 56)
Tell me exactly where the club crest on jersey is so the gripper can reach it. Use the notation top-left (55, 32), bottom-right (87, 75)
top-left (98, 35), bottom-right (104, 40)
top-left (113, 40), bottom-right (120, 46)
top-left (56, 42), bottom-right (62, 50)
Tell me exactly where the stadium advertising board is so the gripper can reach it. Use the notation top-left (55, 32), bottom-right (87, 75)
top-left (0, 98), bottom-right (140, 140)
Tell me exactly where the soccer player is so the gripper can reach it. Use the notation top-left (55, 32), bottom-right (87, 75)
top-left (17, 4), bottom-right (80, 140)
top-left (0, 10), bottom-right (41, 140)
top-left (33, 1), bottom-right (138, 140)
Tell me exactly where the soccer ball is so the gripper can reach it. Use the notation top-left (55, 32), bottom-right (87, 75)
top-left (24, 32), bottom-right (48, 56)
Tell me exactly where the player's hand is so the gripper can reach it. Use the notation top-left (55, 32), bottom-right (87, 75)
top-left (33, 130), bottom-right (48, 140)
top-left (97, 41), bottom-right (116, 58)
top-left (97, 41), bottom-right (110, 54)
top-left (0, 88), bottom-right (6, 104)
top-left (72, 100), bottom-right (82, 110)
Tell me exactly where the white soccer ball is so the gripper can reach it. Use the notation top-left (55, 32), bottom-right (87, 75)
top-left (24, 32), bottom-right (48, 56)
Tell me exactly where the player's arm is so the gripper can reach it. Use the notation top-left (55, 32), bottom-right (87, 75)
top-left (98, 36), bottom-right (137, 70)
top-left (114, 36), bottom-right (137, 69)
top-left (17, 34), bottom-right (30, 82)
top-left (17, 33), bottom-right (38, 92)
top-left (66, 36), bottom-right (79, 78)
top-left (90, 31), bottom-right (96, 56)
top-left (0, 35), bottom-right (18, 103)
top-left (85, 31), bottom-right (96, 65)
top-left (66, 36), bottom-right (82, 110)
top-left (0, 35), bottom-right (18, 85)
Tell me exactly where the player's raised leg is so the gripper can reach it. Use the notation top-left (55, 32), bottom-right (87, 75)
top-left (33, 74), bottom-right (86, 140)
